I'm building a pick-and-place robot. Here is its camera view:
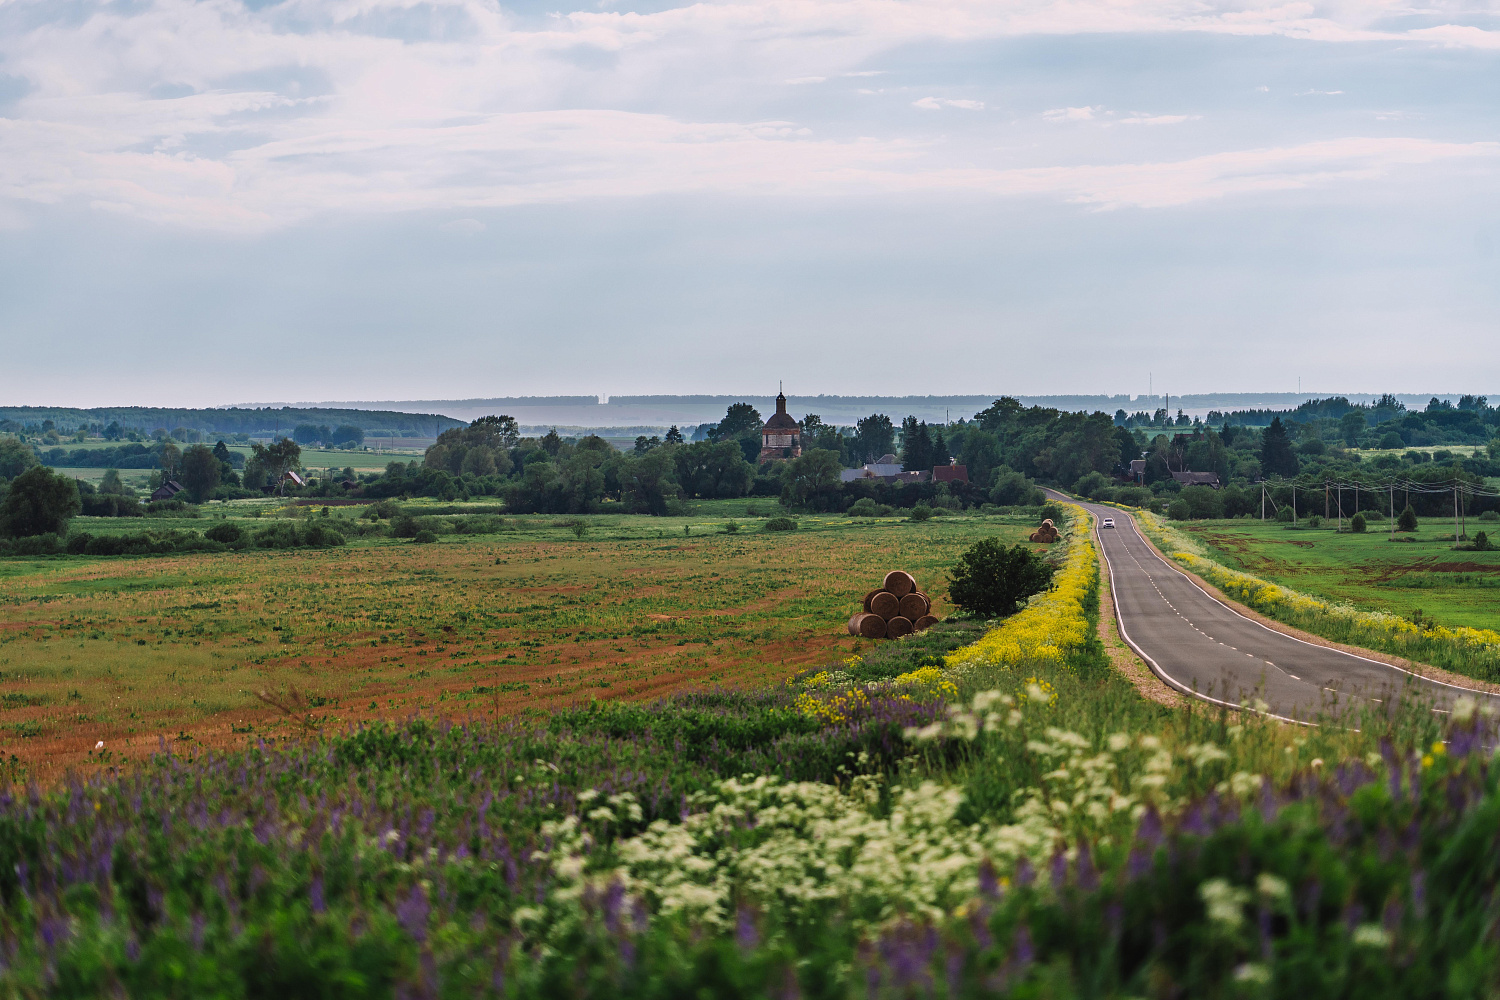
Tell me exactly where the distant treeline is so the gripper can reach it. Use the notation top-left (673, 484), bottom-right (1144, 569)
top-left (0, 406), bottom-right (462, 439)
top-left (1116, 394), bottom-right (1499, 445)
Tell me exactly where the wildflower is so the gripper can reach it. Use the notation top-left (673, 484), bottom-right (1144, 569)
top-left (1430, 741), bottom-right (1446, 756)
top-left (1453, 696), bottom-right (1477, 723)
top-left (1255, 873), bottom-right (1289, 903)
top-left (1200, 878), bottom-right (1250, 927)
top-left (1310, 758), bottom-right (1323, 769)
top-left (1234, 963), bottom-right (1271, 985)
top-left (1352, 923), bottom-right (1391, 948)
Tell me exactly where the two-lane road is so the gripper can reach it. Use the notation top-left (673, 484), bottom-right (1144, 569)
top-left (1051, 492), bottom-right (1493, 720)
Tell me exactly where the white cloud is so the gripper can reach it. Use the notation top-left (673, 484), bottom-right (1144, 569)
top-left (0, 0), bottom-right (1494, 231)
top-left (912, 97), bottom-right (985, 110)
top-left (1118, 113), bottom-right (1200, 125)
top-left (1043, 106), bottom-right (1101, 121)
top-left (440, 218), bottom-right (485, 233)
top-left (1296, 89), bottom-right (1346, 96)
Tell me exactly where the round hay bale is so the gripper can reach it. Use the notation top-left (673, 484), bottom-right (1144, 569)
top-left (913, 615), bottom-right (939, 631)
top-left (898, 592), bottom-right (929, 621)
top-left (869, 591), bottom-right (901, 618)
top-left (849, 612), bottom-right (887, 639)
top-left (883, 570), bottom-right (916, 597)
top-left (885, 616), bottom-right (914, 640)
top-left (861, 589), bottom-right (881, 613)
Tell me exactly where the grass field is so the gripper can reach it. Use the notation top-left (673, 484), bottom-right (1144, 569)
top-left (1176, 517), bottom-right (1500, 630)
top-left (0, 504), bottom-right (1046, 777)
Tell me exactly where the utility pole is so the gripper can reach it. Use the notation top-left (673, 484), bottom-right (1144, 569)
top-left (1337, 484), bottom-right (1342, 533)
top-left (1261, 483), bottom-right (1265, 521)
top-left (1325, 483), bottom-right (1330, 522)
top-left (1390, 484), bottom-right (1395, 538)
top-left (1455, 485), bottom-right (1462, 544)
top-left (1291, 483), bottom-right (1297, 523)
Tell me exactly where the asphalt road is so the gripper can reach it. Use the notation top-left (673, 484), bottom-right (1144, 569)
top-left (1048, 492), bottom-right (1494, 721)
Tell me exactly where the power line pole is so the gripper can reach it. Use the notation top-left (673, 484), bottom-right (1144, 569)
top-left (1390, 484), bottom-right (1395, 539)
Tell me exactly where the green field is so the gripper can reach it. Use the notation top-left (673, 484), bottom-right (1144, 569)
top-left (0, 502), bottom-right (1047, 777)
top-left (1176, 517), bottom-right (1500, 630)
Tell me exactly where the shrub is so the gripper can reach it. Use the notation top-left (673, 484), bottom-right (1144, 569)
top-left (1379, 431), bottom-right (1405, 449)
top-left (1480, 510), bottom-right (1499, 522)
top-left (1306, 514), bottom-right (1323, 528)
top-left (1276, 507), bottom-right (1294, 522)
top-left (1350, 512), bottom-right (1366, 533)
top-left (909, 505), bottom-right (933, 522)
top-left (1397, 504), bottom-right (1419, 531)
top-left (1474, 531), bottom-right (1493, 552)
top-left (204, 521), bottom-right (244, 545)
top-left (764, 517), bottom-right (797, 531)
top-left (413, 529), bottom-right (438, 544)
top-left (390, 514), bottom-right (419, 538)
top-left (1, 466), bottom-right (80, 538)
top-left (1167, 499), bottom-right (1190, 521)
top-left (947, 538), bottom-right (1056, 618)
top-left (251, 521), bottom-right (346, 549)
top-left (722, 522), bottom-right (740, 533)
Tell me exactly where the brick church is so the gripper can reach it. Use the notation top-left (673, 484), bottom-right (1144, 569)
top-left (758, 389), bottom-right (802, 462)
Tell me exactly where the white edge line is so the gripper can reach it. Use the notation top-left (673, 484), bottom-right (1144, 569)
top-left (1074, 497), bottom-right (1313, 727)
top-left (1085, 495), bottom-right (1494, 701)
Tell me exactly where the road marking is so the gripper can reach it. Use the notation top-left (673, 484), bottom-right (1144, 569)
top-left (1288, 675), bottom-right (1300, 680)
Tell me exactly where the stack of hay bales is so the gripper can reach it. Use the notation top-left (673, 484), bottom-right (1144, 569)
top-left (847, 570), bottom-right (939, 640)
top-left (1028, 518), bottom-right (1060, 543)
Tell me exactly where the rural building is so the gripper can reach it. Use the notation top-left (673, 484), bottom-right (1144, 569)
top-left (758, 390), bottom-right (802, 462)
top-left (1171, 470), bottom-right (1220, 488)
top-left (1128, 459), bottom-right (1146, 483)
top-left (150, 480), bottom-right (184, 502)
top-left (932, 463), bottom-right (969, 484)
top-left (282, 470), bottom-right (306, 487)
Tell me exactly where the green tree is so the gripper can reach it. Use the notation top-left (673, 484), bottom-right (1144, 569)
top-left (1351, 512), bottom-right (1367, 532)
top-left (779, 449), bottom-right (843, 509)
top-left (664, 426), bottom-right (684, 445)
top-left (947, 538), bottom-right (1056, 617)
top-left (1260, 417), bottom-right (1300, 477)
top-left (1340, 411), bottom-right (1368, 446)
top-left (618, 449), bottom-right (681, 515)
top-left (855, 414), bottom-right (896, 462)
top-left (900, 417), bottom-right (933, 472)
top-left (99, 469), bottom-right (129, 495)
top-left (1, 466), bottom-right (81, 537)
top-left (0, 437), bottom-right (39, 480)
top-left (332, 424), bottom-right (365, 447)
top-left (710, 403), bottom-right (763, 442)
top-left (159, 441), bottom-right (182, 479)
top-left (180, 444), bottom-right (222, 503)
top-left (1397, 504), bottom-right (1419, 531)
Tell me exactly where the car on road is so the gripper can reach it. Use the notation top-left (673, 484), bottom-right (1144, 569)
top-left (1102, 517), bottom-right (1115, 528)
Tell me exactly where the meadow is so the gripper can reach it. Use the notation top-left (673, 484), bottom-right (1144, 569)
top-left (3, 501), bottom-right (1490, 998)
top-left (0, 501), bottom-right (1044, 779)
top-left (1175, 517), bottom-right (1500, 630)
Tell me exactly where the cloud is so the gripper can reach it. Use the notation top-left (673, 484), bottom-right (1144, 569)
top-left (1118, 113), bottom-right (1200, 125)
top-left (440, 218), bottom-right (485, 233)
top-left (912, 97), bottom-right (985, 110)
top-left (1043, 106), bottom-right (1101, 122)
top-left (1296, 89), bottom-right (1346, 96)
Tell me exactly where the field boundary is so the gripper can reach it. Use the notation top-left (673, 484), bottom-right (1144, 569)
top-left (1126, 510), bottom-right (1500, 697)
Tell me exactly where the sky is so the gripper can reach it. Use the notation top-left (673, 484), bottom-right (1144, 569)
top-left (1, 0), bottom-right (1498, 407)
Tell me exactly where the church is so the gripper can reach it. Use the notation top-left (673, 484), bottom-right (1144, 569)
top-left (758, 389), bottom-right (801, 462)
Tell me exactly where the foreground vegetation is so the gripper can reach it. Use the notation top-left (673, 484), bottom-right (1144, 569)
top-left (3, 504), bottom-right (1490, 998)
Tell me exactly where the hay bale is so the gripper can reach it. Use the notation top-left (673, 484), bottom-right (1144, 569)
top-left (883, 570), bottom-right (917, 597)
top-left (913, 614), bottom-right (939, 631)
top-left (869, 591), bottom-right (901, 618)
top-left (885, 616), bottom-right (914, 640)
top-left (848, 612), bottom-right (886, 639)
top-left (898, 592), bottom-right (929, 621)
top-left (861, 589), bottom-right (881, 613)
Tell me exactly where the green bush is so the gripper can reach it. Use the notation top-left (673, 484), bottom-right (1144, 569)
top-left (0, 465), bottom-right (80, 538)
top-left (1479, 510), bottom-right (1499, 522)
top-left (413, 529), bottom-right (438, 544)
top-left (1167, 499), bottom-right (1190, 521)
top-left (1276, 506), bottom-right (1294, 522)
top-left (1379, 431), bottom-right (1405, 449)
top-left (1306, 514), bottom-right (1323, 528)
top-left (846, 498), bottom-right (894, 518)
top-left (1350, 512), bottom-right (1366, 532)
top-left (204, 521), bottom-right (244, 545)
top-left (390, 514), bottom-right (419, 538)
top-left (1397, 504), bottom-right (1419, 531)
top-left (251, 521), bottom-right (346, 549)
top-left (1474, 531), bottom-right (1493, 551)
top-left (764, 517), bottom-right (796, 531)
top-left (909, 505), bottom-right (933, 522)
top-left (947, 537), bottom-right (1056, 617)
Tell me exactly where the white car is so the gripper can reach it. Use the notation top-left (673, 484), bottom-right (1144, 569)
top-left (1102, 517), bottom-right (1116, 528)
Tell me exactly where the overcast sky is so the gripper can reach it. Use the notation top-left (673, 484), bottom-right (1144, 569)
top-left (2, 0), bottom-right (1497, 407)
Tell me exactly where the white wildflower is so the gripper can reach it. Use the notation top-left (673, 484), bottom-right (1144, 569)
top-left (1200, 878), bottom-right (1250, 927)
top-left (1256, 873), bottom-right (1289, 903)
top-left (1234, 963), bottom-right (1271, 984)
top-left (1352, 923), bottom-right (1391, 948)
